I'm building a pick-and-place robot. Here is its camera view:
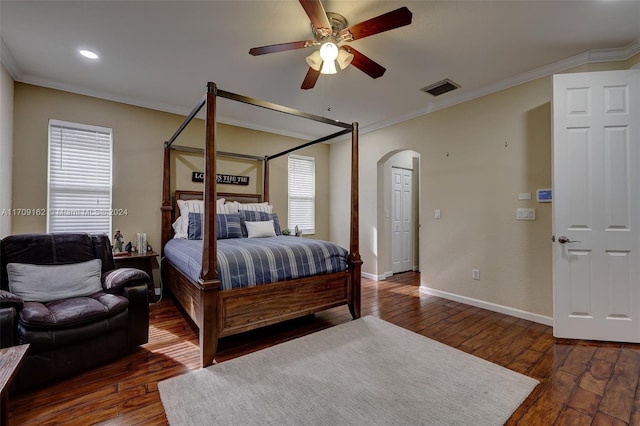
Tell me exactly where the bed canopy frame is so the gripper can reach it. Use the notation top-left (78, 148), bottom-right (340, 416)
top-left (161, 82), bottom-right (361, 367)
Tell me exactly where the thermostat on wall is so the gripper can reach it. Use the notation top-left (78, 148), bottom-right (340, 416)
top-left (537, 189), bottom-right (552, 202)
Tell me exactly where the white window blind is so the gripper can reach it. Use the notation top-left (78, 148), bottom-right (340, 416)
top-left (47, 119), bottom-right (113, 235)
top-left (288, 154), bottom-right (315, 234)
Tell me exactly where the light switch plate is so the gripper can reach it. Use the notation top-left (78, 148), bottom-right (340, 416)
top-left (516, 208), bottom-right (536, 220)
top-left (518, 192), bottom-right (532, 200)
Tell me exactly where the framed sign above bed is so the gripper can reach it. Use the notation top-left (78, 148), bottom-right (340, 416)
top-left (191, 172), bottom-right (249, 185)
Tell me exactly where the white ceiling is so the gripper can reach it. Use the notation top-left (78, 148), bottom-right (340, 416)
top-left (1, 1), bottom-right (639, 140)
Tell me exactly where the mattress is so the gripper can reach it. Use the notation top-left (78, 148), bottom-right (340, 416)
top-left (164, 236), bottom-right (348, 290)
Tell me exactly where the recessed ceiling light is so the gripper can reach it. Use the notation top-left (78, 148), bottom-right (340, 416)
top-left (79, 49), bottom-right (99, 60)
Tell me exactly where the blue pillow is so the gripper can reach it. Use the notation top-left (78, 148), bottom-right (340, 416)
top-left (188, 212), bottom-right (203, 240)
top-left (188, 213), bottom-right (243, 240)
top-left (217, 213), bottom-right (243, 239)
top-left (240, 210), bottom-right (281, 236)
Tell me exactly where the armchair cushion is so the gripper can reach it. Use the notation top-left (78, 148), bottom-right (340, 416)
top-left (102, 268), bottom-right (150, 294)
top-left (0, 289), bottom-right (23, 310)
top-left (7, 259), bottom-right (102, 303)
top-left (19, 292), bottom-right (128, 329)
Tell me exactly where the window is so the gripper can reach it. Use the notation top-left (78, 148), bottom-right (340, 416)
top-left (288, 154), bottom-right (315, 234)
top-left (47, 119), bottom-right (113, 235)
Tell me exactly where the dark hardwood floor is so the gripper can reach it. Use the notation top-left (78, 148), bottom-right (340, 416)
top-left (8, 272), bottom-right (640, 425)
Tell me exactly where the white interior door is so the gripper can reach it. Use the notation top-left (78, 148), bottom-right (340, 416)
top-left (553, 69), bottom-right (640, 342)
top-left (392, 167), bottom-right (413, 273)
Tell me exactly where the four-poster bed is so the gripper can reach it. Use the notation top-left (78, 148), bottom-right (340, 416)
top-left (160, 82), bottom-right (361, 367)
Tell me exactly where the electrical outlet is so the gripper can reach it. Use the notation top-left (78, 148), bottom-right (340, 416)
top-left (472, 269), bottom-right (480, 280)
top-left (155, 288), bottom-right (161, 296)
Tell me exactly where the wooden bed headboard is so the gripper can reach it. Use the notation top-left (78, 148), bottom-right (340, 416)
top-left (173, 190), bottom-right (262, 219)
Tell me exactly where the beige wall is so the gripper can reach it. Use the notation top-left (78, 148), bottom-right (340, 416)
top-left (0, 64), bottom-right (14, 238)
top-left (11, 84), bottom-right (331, 252)
top-left (330, 56), bottom-right (639, 319)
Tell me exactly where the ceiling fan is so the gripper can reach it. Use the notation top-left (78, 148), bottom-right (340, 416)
top-left (249, 0), bottom-right (413, 90)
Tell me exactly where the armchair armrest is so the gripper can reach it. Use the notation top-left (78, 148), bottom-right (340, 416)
top-left (0, 289), bottom-right (23, 311)
top-left (102, 268), bottom-right (150, 294)
top-left (0, 306), bottom-right (17, 348)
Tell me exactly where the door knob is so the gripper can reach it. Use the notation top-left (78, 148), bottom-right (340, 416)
top-left (558, 236), bottom-right (580, 244)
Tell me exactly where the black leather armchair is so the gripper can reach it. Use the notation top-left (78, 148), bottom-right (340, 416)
top-left (0, 233), bottom-right (150, 391)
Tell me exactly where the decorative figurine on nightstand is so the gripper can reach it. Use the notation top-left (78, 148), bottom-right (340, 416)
top-left (125, 241), bottom-right (132, 254)
top-left (113, 229), bottom-right (124, 253)
top-left (295, 225), bottom-right (302, 237)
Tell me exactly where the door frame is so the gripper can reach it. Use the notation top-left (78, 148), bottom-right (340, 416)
top-left (376, 150), bottom-right (420, 279)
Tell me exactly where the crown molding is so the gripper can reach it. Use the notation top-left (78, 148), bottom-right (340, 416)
top-left (359, 39), bottom-right (640, 139)
top-left (5, 38), bottom-right (639, 142)
top-left (15, 73), bottom-right (313, 141)
top-left (0, 38), bottom-right (21, 79)
top-left (588, 39), bottom-right (640, 62)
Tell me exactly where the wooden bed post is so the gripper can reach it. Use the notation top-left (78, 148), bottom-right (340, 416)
top-left (349, 122), bottom-right (362, 319)
top-left (202, 82), bottom-right (218, 281)
top-left (161, 143), bottom-right (172, 257)
top-left (263, 157), bottom-right (270, 203)
top-left (199, 81), bottom-right (221, 367)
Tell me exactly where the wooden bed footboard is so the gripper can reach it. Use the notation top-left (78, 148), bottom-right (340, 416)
top-left (161, 257), bottom-right (358, 367)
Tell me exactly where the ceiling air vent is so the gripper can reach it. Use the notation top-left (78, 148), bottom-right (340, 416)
top-left (420, 79), bottom-right (460, 96)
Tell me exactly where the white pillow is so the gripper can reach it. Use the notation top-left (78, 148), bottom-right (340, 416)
top-left (174, 198), bottom-right (226, 238)
top-left (233, 201), bottom-right (273, 213)
top-left (172, 216), bottom-right (187, 239)
top-left (245, 220), bottom-right (276, 238)
top-left (244, 202), bottom-right (273, 213)
top-left (7, 259), bottom-right (103, 303)
top-left (177, 199), bottom-right (203, 217)
top-left (221, 201), bottom-right (240, 214)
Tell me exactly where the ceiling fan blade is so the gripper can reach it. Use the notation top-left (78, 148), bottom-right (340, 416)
top-left (344, 47), bottom-right (386, 79)
top-left (299, 0), bottom-right (331, 36)
top-left (340, 6), bottom-right (412, 41)
top-left (249, 40), bottom-right (313, 56)
top-left (301, 67), bottom-right (321, 90)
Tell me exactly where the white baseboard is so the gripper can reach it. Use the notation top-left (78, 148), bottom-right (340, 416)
top-left (361, 271), bottom-right (384, 281)
top-left (419, 286), bottom-right (553, 326)
top-left (362, 271), bottom-right (394, 281)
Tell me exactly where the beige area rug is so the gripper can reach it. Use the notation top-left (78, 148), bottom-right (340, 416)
top-left (159, 316), bottom-right (538, 425)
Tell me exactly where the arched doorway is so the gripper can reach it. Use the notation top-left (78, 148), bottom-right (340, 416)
top-left (376, 150), bottom-right (420, 278)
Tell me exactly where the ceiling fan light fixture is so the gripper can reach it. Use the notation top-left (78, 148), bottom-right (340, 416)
top-left (320, 59), bottom-right (337, 74)
top-left (319, 41), bottom-right (339, 74)
top-left (305, 50), bottom-right (322, 71)
top-left (337, 47), bottom-right (354, 70)
top-left (319, 41), bottom-right (338, 62)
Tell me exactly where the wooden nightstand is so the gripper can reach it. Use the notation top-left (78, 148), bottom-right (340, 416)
top-left (113, 252), bottom-right (159, 302)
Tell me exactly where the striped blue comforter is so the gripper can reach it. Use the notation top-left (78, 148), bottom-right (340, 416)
top-left (164, 237), bottom-right (348, 290)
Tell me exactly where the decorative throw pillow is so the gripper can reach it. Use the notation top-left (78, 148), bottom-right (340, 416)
top-left (7, 259), bottom-right (103, 303)
top-left (188, 212), bottom-right (203, 240)
top-left (245, 220), bottom-right (277, 238)
top-left (217, 213), bottom-right (243, 239)
top-left (240, 210), bottom-right (282, 236)
top-left (188, 213), bottom-right (244, 240)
